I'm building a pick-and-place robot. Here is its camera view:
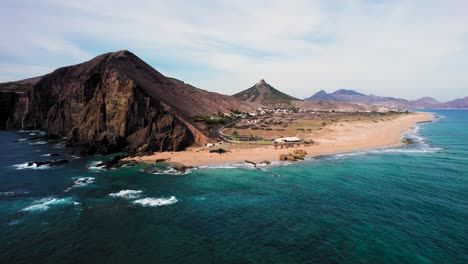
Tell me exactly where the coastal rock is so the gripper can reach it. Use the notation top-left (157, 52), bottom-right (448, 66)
top-left (245, 160), bottom-right (257, 167)
top-left (292, 149), bottom-right (307, 160)
top-left (280, 150), bottom-right (307, 161)
top-left (141, 166), bottom-right (194, 175)
top-left (279, 154), bottom-right (297, 161)
top-left (94, 155), bottom-right (130, 170)
top-left (402, 138), bottom-right (415, 145)
top-left (209, 148), bottom-right (230, 154)
top-left (27, 159), bottom-right (69, 167)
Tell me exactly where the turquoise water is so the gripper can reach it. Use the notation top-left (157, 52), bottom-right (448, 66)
top-left (0, 110), bottom-right (467, 263)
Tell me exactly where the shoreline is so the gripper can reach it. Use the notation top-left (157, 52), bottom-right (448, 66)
top-left (129, 112), bottom-right (434, 167)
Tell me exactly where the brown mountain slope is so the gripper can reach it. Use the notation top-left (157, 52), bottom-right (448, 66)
top-left (0, 76), bottom-right (42, 93)
top-left (1, 50), bottom-right (253, 154)
top-left (233, 79), bottom-right (299, 107)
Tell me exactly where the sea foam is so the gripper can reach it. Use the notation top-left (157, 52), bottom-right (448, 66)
top-left (65, 177), bottom-right (95, 192)
top-left (109, 190), bottom-right (143, 199)
top-left (133, 196), bottom-right (178, 207)
top-left (13, 162), bottom-right (50, 170)
top-left (29, 141), bottom-right (48, 145)
top-left (88, 161), bottom-right (104, 171)
top-left (21, 197), bottom-right (79, 212)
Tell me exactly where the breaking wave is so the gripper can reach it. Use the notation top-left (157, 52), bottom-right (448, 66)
top-left (21, 197), bottom-right (79, 212)
top-left (133, 196), bottom-right (178, 207)
top-left (65, 177), bottom-right (95, 192)
top-left (326, 124), bottom-right (441, 160)
top-left (109, 190), bottom-right (143, 199)
top-left (29, 141), bottom-right (47, 145)
top-left (88, 161), bottom-right (104, 171)
top-left (13, 162), bottom-right (50, 170)
top-left (140, 167), bottom-right (195, 175)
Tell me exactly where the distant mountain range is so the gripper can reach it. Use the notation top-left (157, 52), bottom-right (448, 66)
top-left (232, 81), bottom-right (372, 111)
top-left (305, 89), bottom-right (468, 109)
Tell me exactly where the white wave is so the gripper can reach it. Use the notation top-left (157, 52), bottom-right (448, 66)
top-left (0, 191), bottom-right (16, 197)
top-left (88, 161), bottom-right (104, 171)
top-left (109, 190), bottom-right (143, 199)
top-left (21, 197), bottom-right (79, 212)
top-left (65, 177), bottom-right (95, 192)
top-left (29, 141), bottom-right (47, 145)
top-left (133, 196), bottom-right (178, 207)
top-left (376, 147), bottom-right (442, 154)
top-left (328, 144), bottom-right (442, 161)
top-left (18, 138), bottom-right (27, 142)
top-left (41, 153), bottom-right (60, 157)
top-left (141, 167), bottom-right (194, 175)
top-left (13, 162), bottom-right (50, 170)
top-left (199, 165), bottom-right (238, 169)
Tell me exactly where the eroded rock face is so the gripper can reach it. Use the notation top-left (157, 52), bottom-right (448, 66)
top-left (1, 51), bottom-right (200, 154)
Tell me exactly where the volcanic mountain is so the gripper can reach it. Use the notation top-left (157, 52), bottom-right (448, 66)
top-left (305, 89), bottom-right (467, 109)
top-left (233, 79), bottom-right (299, 107)
top-left (0, 50), bottom-right (253, 154)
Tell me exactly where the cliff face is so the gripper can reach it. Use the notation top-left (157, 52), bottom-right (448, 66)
top-left (1, 50), bottom-right (252, 154)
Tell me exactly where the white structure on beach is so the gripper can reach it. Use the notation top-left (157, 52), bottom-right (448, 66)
top-left (274, 137), bottom-right (302, 143)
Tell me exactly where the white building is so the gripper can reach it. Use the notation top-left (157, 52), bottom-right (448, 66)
top-left (274, 137), bottom-right (302, 143)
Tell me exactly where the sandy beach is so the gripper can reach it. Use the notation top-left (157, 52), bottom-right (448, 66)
top-left (131, 112), bottom-right (434, 167)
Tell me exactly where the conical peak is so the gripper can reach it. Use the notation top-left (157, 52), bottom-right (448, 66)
top-left (256, 79), bottom-right (267, 86)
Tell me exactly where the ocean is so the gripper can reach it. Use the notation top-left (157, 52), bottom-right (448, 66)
top-left (0, 109), bottom-right (466, 264)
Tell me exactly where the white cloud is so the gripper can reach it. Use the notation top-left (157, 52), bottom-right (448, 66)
top-left (0, 0), bottom-right (467, 101)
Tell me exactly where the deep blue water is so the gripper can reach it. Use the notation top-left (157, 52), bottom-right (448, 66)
top-left (0, 110), bottom-right (467, 264)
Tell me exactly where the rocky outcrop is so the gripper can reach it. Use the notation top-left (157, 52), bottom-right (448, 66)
top-left (0, 50), bottom-right (253, 155)
top-left (27, 159), bottom-right (69, 167)
top-left (279, 149), bottom-right (308, 161)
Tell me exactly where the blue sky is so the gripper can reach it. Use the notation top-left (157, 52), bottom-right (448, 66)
top-left (1, 0), bottom-right (467, 101)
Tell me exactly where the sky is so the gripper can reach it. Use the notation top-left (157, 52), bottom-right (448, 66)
top-left (1, 0), bottom-right (467, 102)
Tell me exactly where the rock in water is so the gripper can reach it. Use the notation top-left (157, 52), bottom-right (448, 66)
top-left (27, 159), bottom-right (69, 167)
top-left (292, 149), bottom-right (307, 160)
top-left (95, 155), bottom-right (130, 170)
top-left (279, 150), bottom-right (307, 161)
